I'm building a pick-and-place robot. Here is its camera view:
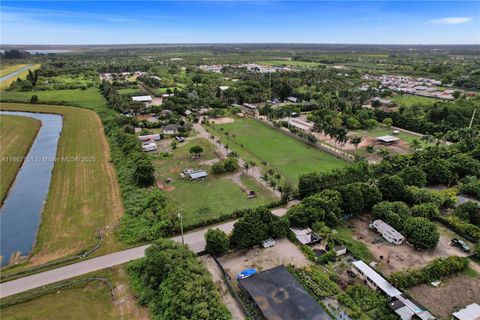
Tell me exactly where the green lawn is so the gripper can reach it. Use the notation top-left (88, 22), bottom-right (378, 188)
top-left (152, 138), bottom-right (275, 226)
top-left (351, 127), bottom-right (428, 146)
top-left (391, 95), bottom-right (437, 108)
top-left (0, 115), bottom-right (41, 203)
top-left (211, 118), bottom-right (349, 180)
top-left (0, 88), bottom-right (107, 111)
top-left (117, 88), bottom-right (145, 95)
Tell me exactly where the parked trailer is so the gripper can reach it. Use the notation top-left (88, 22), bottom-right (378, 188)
top-left (370, 219), bottom-right (405, 245)
top-left (138, 134), bottom-right (161, 142)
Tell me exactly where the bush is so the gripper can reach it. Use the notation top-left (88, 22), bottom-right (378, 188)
top-left (127, 239), bottom-right (232, 320)
top-left (205, 228), bottom-right (229, 255)
top-left (459, 176), bottom-right (480, 199)
top-left (211, 162), bottom-right (226, 175)
top-left (411, 202), bottom-right (440, 219)
top-left (454, 201), bottom-right (480, 227)
top-left (377, 175), bottom-right (405, 201)
top-left (403, 217), bottom-right (439, 250)
top-left (390, 256), bottom-right (469, 288)
top-left (399, 167), bottom-right (427, 187)
top-left (404, 186), bottom-right (444, 207)
top-left (230, 207), bottom-right (288, 249)
top-left (441, 216), bottom-right (480, 241)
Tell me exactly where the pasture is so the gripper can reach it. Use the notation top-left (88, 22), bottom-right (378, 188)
top-left (212, 118), bottom-right (349, 180)
top-left (152, 137), bottom-right (275, 226)
top-left (0, 115), bottom-right (41, 203)
top-left (0, 103), bottom-right (124, 264)
top-left (0, 64), bottom-right (41, 91)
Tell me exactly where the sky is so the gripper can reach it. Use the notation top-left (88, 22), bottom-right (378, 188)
top-left (1, 1), bottom-right (479, 45)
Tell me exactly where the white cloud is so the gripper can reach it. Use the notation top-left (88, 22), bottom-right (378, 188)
top-left (430, 17), bottom-right (473, 25)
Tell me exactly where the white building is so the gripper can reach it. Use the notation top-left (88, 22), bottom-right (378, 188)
top-left (138, 134), bottom-right (161, 142)
top-left (452, 303), bottom-right (480, 320)
top-left (132, 95), bottom-right (153, 102)
top-left (371, 219), bottom-right (405, 245)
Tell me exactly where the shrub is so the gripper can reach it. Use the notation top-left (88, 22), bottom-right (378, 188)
top-left (390, 256), bottom-right (469, 288)
top-left (403, 217), bottom-right (439, 250)
top-left (411, 202), bottom-right (440, 219)
top-left (454, 201), bottom-right (480, 227)
top-left (442, 216), bottom-right (480, 241)
top-left (205, 228), bottom-right (229, 255)
top-left (127, 239), bottom-right (232, 319)
top-left (404, 186), bottom-right (444, 207)
top-left (377, 175), bottom-right (405, 201)
top-left (460, 176), bottom-right (480, 199)
top-left (399, 166), bottom-right (427, 187)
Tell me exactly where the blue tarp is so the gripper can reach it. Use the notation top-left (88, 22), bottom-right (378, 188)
top-left (237, 268), bottom-right (257, 280)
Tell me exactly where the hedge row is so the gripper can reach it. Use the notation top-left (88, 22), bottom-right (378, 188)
top-left (390, 256), bottom-right (469, 289)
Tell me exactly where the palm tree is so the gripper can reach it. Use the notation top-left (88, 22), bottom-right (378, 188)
top-left (242, 162), bottom-right (250, 175)
top-left (249, 160), bottom-right (256, 175)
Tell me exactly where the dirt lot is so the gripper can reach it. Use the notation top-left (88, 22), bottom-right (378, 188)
top-left (200, 255), bottom-right (246, 320)
top-left (218, 238), bottom-right (310, 285)
top-left (210, 117), bottom-right (234, 125)
top-left (348, 217), bottom-right (470, 275)
top-left (408, 274), bottom-right (480, 319)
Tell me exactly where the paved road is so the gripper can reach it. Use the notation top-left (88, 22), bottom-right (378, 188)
top-left (0, 64), bottom-right (34, 82)
top-left (0, 203), bottom-right (296, 299)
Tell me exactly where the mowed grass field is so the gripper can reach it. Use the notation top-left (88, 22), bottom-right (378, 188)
top-left (153, 137), bottom-right (275, 226)
top-left (212, 118), bottom-right (349, 180)
top-left (1, 266), bottom-right (147, 320)
top-left (1, 88), bottom-right (107, 111)
top-left (0, 103), bottom-right (124, 264)
top-left (0, 64), bottom-right (41, 91)
top-left (0, 115), bottom-right (41, 203)
top-left (0, 64), bottom-right (29, 77)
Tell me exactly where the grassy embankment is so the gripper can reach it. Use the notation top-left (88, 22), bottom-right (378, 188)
top-left (153, 137), bottom-right (276, 226)
top-left (0, 102), bottom-right (124, 265)
top-left (0, 64), bottom-right (29, 77)
top-left (0, 64), bottom-right (41, 91)
top-left (212, 117), bottom-right (349, 180)
top-left (1, 266), bottom-right (147, 320)
top-left (0, 115), bottom-right (41, 203)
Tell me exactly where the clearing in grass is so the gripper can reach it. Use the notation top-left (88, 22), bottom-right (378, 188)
top-left (0, 115), bottom-right (41, 203)
top-left (0, 103), bottom-right (124, 264)
top-left (211, 118), bottom-right (349, 180)
top-left (152, 137), bottom-right (276, 227)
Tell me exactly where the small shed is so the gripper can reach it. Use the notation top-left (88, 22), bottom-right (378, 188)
top-left (289, 228), bottom-right (322, 245)
top-left (377, 135), bottom-right (400, 145)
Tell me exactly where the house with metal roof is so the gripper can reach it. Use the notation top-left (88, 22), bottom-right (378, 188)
top-left (452, 303), bottom-right (480, 320)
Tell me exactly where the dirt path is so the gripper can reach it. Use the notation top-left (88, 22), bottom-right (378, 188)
top-left (200, 255), bottom-right (246, 320)
top-left (194, 121), bottom-right (281, 198)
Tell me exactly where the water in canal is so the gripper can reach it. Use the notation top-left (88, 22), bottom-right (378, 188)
top-left (0, 111), bottom-right (62, 266)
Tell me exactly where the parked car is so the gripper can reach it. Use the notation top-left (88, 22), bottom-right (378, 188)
top-left (261, 238), bottom-right (276, 248)
top-left (451, 238), bottom-right (470, 252)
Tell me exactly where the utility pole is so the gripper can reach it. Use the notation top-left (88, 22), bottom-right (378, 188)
top-left (178, 212), bottom-right (184, 245)
top-left (469, 109), bottom-right (477, 129)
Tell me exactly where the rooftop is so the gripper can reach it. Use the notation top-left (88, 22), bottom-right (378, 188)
top-left (132, 95), bottom-right (152, 102)
top-left (377, 135), bottom-right (400, 143)
top-left (239, 266), bottom-right (331, 320)
top-left (352, 260), bottom-right (402, 298)
top-left (452, 303), bottom-right (480, 320)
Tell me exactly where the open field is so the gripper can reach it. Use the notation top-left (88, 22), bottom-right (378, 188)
top-left (153, 137), bottom-right (275, 226)
top-left (0, 64), bottom-right (29, 77)
top-left (0, 103), bottom-right (124, 264)
top-left (0, 115), bottom-right (41, 203)
top-left (212, 118), bottom-right (349, 180)
top-left (0, 64), bottom-right (41, 91)
top-left (1, 266), bottom-right (148, 320)
top-left (1, 88), bottom-right (107, 111)
top-left (391, 95), bottom-right (437, 108)
top-left (408, 274), bottom-right (480, 319)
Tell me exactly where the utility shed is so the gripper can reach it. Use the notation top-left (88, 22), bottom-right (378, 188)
top-left (377, 135), bottom-right (400, 145)
top-left (238, 266), bottom-right (331, 320)
top-left (351, 260), bottom-right (402, 298)
top-left (452, 303), bottom-right (480, 320)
